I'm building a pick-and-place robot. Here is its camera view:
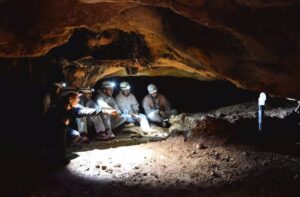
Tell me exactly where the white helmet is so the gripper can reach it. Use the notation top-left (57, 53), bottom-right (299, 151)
top-left (147, 84), bottom-right (157, 94)
top-left (120, 81), bottom-right (130, 90)
top-left (101, 80), bottom-right (115, 89)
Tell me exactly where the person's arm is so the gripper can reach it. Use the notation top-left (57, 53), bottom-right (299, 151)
top-left (115, 94), bottom-right (127, 114)
top-left (110, 98), bottom-right (122, 115)
top-left (160, 95), bottom-right (171, 112)
top-left (74, 104), bottom-right (101, 117)
top-left (142, 96), bottom-right (155, 114)
top-left (131, 94), bottom-right (140, 114)
top-left (74, 104), bottom-right (116, 117)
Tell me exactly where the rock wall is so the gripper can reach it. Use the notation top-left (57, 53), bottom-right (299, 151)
top-left (0, 0), bottom-right (300, 97)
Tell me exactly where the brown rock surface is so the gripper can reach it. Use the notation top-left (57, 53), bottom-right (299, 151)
top-left (0, 0), bottom-right (300, 97)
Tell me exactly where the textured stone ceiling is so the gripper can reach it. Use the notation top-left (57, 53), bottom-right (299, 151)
top-left (0, 0), bottom-right (300, 97)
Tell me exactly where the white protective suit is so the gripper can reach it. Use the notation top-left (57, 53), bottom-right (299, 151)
top-left (115, 92), bottom-right (139, 114)
top-left (76, 95), bottom-right (109, 134)
top-left (115, 92), bottom-right (151, 130)
top-left (142, 94), bottom-right (177, 123)
top-left (85, 99), bottom-right (108, 133)
top-left (94, 90), bottom-right (126, 131)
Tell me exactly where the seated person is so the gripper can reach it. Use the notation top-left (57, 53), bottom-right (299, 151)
top-left (44, 91), bottom-right (116, 164)
top-left (142, 84), bottom-right (177, 127)
top-left (76, 88), bottom-right (110, 140)
top-left (94, 80), bottom-right (127, 139)
top-left (115, 81), bottom-right (152, 132)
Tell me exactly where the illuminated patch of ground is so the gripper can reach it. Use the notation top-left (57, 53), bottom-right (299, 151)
top-left (31, 137), bottom-right (300, 196)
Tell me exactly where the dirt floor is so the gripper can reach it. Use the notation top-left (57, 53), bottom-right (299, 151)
top-left (26, 136), bottom-right (300, 197)
top-left (3, 102), bottom-right (300, 197)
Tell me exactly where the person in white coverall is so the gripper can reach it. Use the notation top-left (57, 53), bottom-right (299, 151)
top-left (142, 84), bottom-right (177, 127)
top-left (115, 81), bottom-right (152, 131)
top-left (94, 80), bottom-right (126, 139)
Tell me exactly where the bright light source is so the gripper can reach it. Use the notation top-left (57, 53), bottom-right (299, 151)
top-left (91, 88), bottom-right (95, 92)
top-left (62, 82), bottom-right (66, 87)
top-left (111, 82), bottom-right (116, 88)
top-left (286, 97), bottom-right (296, 101)
top-left (258, 92), bottom-right (266, 106)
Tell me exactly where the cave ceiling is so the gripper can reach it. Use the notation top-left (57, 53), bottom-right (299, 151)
top-left (0, 0), bottom-right (300, 97)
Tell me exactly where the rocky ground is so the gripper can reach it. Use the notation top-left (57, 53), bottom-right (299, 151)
top-left (4, 102), bottom-right (300, 197)
top-left (29, 138), bottom-right (300, 197)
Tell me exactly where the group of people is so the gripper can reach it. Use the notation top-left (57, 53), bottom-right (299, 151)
top-left (78, 80), bottom-right (177, 140)
top-left (43, 80), bottom-right (177, 164)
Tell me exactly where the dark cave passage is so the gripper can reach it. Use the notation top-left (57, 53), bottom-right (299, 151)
top-left (96, 76), bottom-right (260, 113)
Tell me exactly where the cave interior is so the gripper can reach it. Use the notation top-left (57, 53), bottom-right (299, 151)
top-left (1, 0), bottom-right (300, 196)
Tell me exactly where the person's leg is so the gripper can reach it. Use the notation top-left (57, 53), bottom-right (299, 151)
top-left (111, 115), bottom-right (127, 130)
top-left (165, 109), bottom-right (178, 118)
top-left (91, 115), bottom-right (106, 134)
top-left (123, 114), bottom-right (135, 123)
top-left (95, 114), bottom-right (116, 140)
top-left (138, 113), bottom-right (153, 131)
top-left (67, 128), bottom-right (80, 144)
top-left (101, 113), bottom-right (112, 131)
top-left (76, 117), bottom-right (88, 134)
top-left (146, 110), bottom-right (163, 123)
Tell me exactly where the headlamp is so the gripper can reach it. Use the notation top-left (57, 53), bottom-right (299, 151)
top-left (111, 82), bottom-right (115, 88)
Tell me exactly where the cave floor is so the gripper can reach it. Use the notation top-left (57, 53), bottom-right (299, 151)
top-left (68, 123), bottom-right (169, 152)
top-left (23, 136), bottom-right (300, 197)
top-left (4, 102), bottom-right (300, 197)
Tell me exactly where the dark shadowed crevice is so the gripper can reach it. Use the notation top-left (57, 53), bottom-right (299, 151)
top-left (160, 7), bottom-right (247, 57)
top-left (46, 28), bottom-right (152, 65)
top-left (95, 76), bottom-right (258, 113)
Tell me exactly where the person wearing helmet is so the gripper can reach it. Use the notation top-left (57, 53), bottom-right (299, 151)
top-left (93, 80), bottom-right (126, 139)
top-left (44, 91), bottom-right (116, 165)
top-left (115, 81), bottom-right (153, 131)
top-left (75, 88), bottom-right (108, 141)
top-left (142, 84), bottom-right (177, 127)
top-left (43, 82), bottom-right (66, 115)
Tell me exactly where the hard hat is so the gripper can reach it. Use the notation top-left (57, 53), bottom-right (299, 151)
top-left (79, 88), bottom-right (93, 94)
top-left (101, 80), bottom-right (115, 89)
top-left (147, 84), bottom-right (157, 94)
top-left (60, 88), bottom-right (81, 97)
top-left (120, 81), bottom-right (130, 90)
